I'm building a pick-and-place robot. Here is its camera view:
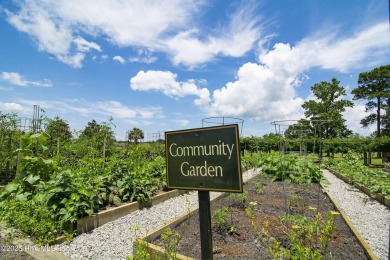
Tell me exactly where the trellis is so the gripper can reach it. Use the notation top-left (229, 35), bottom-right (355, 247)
top-left (269, 119), bottom-right (324, 226)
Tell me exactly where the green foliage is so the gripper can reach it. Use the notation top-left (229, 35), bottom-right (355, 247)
top-left (0, 128), bottom-right (167, 243)
top-left (44, 116), bottom-right (72, 157)
top-left (74, 118), bottom-right (117, 158)
top-left (0, 196), bottom-right (60, 245)
top-left (45, 168), bottom-right (102, 223)
top-left (246, 206), bottom-right (339, 259)
top-left (280, 211), bottom-right (339, 259)
top-left (324, 151), bottom-right (390, 195)
top-left (251, 178), bottom-right (264, 194)
top-left (369, 136), bottom-right (390, 152)
top-left (240, 134), bottom-right (390, 155)
top-left (128, 127), bottom-right (144, 145)
top-left (352, 64), bottom-right (390, 137)
top-left (284, 119), bottom-right (314, 139)
top-left (0, 112), bottom-right (21, 181)
top-left (241, 152), bottom-right (263, 171)
top-left (259, 152), bottom-right (322, 183)
top-left (129, 239), bottom-right (153, 260)
top-left (161, 228), bottom-right (182, 260)
top-left (302, 78), bottom-right (354, 138)
top-left (229, 189), bottom-right (248, 208)
top-left (212, 206), bottom-right (230, 230)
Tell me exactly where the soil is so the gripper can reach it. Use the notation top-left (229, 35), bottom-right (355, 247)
top-left (153, 174), bottom-right (368, 259)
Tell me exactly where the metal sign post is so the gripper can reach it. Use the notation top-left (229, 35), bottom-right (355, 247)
top-left (198, 191), bottom-right (213, 259)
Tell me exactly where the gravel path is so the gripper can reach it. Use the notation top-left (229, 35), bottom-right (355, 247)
top-left (54, 168), bottom-right (389, 259)
top-left (322, 169), bottom-right (390, 260)
top-left (53, 169), bottom-right (259, 260)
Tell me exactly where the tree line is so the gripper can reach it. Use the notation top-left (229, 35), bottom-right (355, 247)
top-left (289, 64), bottom-right (390, 139)
top-left (242, 64), bottom-right (390, 155)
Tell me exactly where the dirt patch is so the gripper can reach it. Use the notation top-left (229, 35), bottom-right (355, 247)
top-left (153, 174), bottom-right (368, 259)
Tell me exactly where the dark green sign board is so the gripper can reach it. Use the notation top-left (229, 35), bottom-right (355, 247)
top-left (165, 124), bottom-right (243, 192)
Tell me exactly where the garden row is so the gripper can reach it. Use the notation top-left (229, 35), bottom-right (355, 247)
top-left (0, 144), bottom-right (322, 246)
top-left (323, 152), bottom-right (390, 207)
top-left (0, 132), bottom-right (166, 244)
top-left (132, 155), bottom-right (374, 259)
top-left (244, 151), bottom-right (390, 207)
top-left (1, 131), bottom-right (387, 250)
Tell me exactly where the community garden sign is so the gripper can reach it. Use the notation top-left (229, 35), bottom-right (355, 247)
top-left (165, 124), bottom-right (243, 192)
top-left (165, 124), bottom-right (243, 259)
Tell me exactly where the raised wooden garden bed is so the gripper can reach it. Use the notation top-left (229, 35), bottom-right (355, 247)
top-left (134, 174), bottom-right (378, 259)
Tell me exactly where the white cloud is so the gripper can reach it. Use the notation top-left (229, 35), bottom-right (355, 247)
top-left (1, 72), bottom-right (28, 86)
top-left (6, 6), bottom-right (72, 55)
top-left (314, 22), bottom-right (390, 72)
top-left (165, 5), bottom-right (262, 68)
top-left (95, 101), bottom-right (138, 119)
top-left (73, 37), bottom-right (101, 52)
top-left (12, 98), bottom-right (163, 121)
top-left (343, 104), bottom-right (376, 136)
top-left (5, 1), bottom-right (261, 68)
top-left (5, 4), bottom-right (84, 68)
top-left (57, 53), bottom-right (86, 69)
top-left (4, 3), bottom-right (102, 68)
top-left (207, 21), bottom-right (390, 122)
top-left (130, 70), bottom-right (210, 106)
top-left (1, 72), bottom-right (53, 87)
top-left (138, 108), bottom-right (164, 119)
top-left (113, 55), bottom-right (126, 64)
top-left (129, 55), bottom-right (157, 64)
top-left (129, 48), bottom-right (158, 64)
top-left (0, 102), bottom-right (31, 114)
top-left (210, 62), bottom-right (304, 121)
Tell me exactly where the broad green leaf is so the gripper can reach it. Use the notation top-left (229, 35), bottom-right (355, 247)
top-left (85, 209), bottom-right (94, 215)
top-left (26, 174), bottom-right (40, 185)
top-left (4, 183), bottom-right (19, 193)
top-left (16, 192), bottom-right (32, 200)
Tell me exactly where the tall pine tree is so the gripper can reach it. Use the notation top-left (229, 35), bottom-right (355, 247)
top-left (351, 64), bottom-right (390, 137)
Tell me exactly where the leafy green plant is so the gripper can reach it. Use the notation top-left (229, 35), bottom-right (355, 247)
top-left (259, 151), bottom-right (322, 184)
top-left (129, 239), bottom-right (153, 260)
top-left (255, 181), bottom-right (264, 194)
top-left (0, 114), bottom-right (168, 244)
top-left (246, 207), bottom-right (283, 259)
top-left (161, 227), bottom-right (182, 260)
top-left (229, 189), bottom-right (248, 208)
top-left (325, 151), bottom-right (390, 196)
top-left (212, 206), bottom-right (229, 230)
top-left (128, 225), bottom-right (154, 260)
top-left (0, 112), bottom-right (20, 181)
top-left (0, 196), bottom-right (60, 245)
top-left (250, 178), bottom-right (264, 194)
top-left (246, 205), bottom-right (340, 259)
top-left (241, 152), bottom-right (263, 171)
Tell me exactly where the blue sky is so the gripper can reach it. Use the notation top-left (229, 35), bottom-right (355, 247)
top-left (0, 0), bottom-right (389, 140)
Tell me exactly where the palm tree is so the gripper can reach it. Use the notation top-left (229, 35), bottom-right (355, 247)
top-left (128, 127), bottom-right (144, 145)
